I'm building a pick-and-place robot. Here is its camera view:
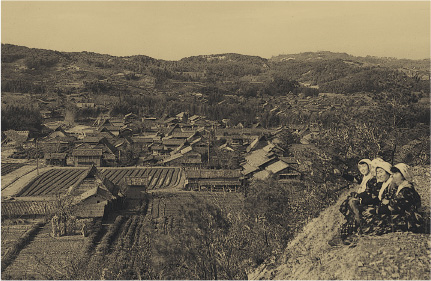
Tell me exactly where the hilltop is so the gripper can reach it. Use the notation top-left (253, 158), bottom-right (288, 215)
top-left (249, 166), bottom-right (430, 280)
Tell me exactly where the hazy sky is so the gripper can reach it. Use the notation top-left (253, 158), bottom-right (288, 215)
top-left (1, 1), bottom-right (430, 60)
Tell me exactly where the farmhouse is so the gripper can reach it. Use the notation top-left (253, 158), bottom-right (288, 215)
top-left (72, 148), bottom-right (103, 166)
top-left (44, 153), bottom-right (67, 166)
top-left (185, 169), bottom-right (243, 192)
top-left (69, 166), bottom-right (121, 218)
top-left (120, 177), bottom-right (148, 197)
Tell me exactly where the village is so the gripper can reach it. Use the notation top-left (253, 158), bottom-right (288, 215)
top-left (1, 96), bottom-right (317, 278)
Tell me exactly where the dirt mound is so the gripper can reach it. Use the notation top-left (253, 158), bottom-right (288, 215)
top-left (249, 166), bottom-right (430, 280)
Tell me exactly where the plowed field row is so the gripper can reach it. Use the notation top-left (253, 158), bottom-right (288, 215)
top-left (17, 167), bottom-right (183, 197)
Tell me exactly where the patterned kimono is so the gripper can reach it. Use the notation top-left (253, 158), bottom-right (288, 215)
top-left (376, 181), bottom-right (423, 234)
top-left (339, 177), bottom-right (379, 239)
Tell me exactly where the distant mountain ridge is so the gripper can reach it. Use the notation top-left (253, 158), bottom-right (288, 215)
top-left (272, 51), bottom-right (430, 71)
top-left (1, 43), bottom-right (429, 97)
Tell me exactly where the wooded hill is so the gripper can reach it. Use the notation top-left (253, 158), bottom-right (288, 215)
top-left (2, 44), bottom-right (429, 97)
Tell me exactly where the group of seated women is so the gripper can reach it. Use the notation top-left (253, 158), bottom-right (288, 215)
top-left (334, 158), bottom-right (424, 245)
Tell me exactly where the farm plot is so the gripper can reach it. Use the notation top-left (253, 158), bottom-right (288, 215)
top-left (18, 169), bottom-right (87, 197)
top-left (148, 192), bottom-right (245, 231)
top-left (16, 167), bottom-right (184, 198)
top-left (2, 222), bottom-right (88, 280)
top-left (1, 163), bottom-right (25, 176)
top-left (79, 214), bottom-right (153, 280)
top-left (1, 223), bottom-right (33, 259)
top-left (100, 167), bottom-right (183, 189)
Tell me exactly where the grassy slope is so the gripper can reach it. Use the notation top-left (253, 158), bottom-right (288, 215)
top-left (249, 166), bottom-right (430, 280)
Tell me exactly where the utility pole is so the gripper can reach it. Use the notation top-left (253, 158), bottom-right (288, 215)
top-left (36, 138), bottom-right (39, 175)
top-left (207, 129), bottom-right (210, 165)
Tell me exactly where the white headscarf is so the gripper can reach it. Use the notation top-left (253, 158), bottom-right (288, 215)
top-left (370, 158), bottom-right (384, 176)
top-left (376, 161), bottom-right (393, 200)
top-left (393, 163), bottom-right (414, 195)
top-left (357, 159), bottom-right (373, 193)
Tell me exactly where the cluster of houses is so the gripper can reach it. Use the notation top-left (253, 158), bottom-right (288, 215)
top-left (2, 107), bottom-right (315, 220)
top-left (2, 110), bottom-right (307, 183)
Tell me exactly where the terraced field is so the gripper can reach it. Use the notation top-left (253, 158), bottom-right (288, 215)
top-left (1, 224), bottom-right (33, 259)
top-left (17, 167), bottom-right (184, 197)
top-left (1, 163), bottom-right (25, 176)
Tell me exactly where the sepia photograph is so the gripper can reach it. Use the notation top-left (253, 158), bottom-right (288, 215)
top-left (1, 1), bottom-right (430, 280)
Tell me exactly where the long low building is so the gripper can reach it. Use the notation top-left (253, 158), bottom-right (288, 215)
top-left (184, 169), bottom-right (243, 192)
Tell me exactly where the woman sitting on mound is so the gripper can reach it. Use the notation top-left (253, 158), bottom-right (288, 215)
top-left (377, 163), bottom-right (423, 234)
top-left (338, 158), bottom-right (383, 241)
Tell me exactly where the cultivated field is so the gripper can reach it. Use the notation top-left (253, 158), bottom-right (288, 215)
top-left (1, 163), bottom-right (25, 176)
top-left (2, 222), bottom-right (88, 280)
top-left (16, 167), bottom-right (184, 197)
top-left (1, 222), bottom-right (33, 259)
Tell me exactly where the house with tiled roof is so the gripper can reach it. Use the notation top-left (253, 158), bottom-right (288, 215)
top-left (184, 169), bottom-right (243, 192)
top-left (72, 148), bottom-right (103, 166)
top-left (241, 143), bottom-right (301, 181)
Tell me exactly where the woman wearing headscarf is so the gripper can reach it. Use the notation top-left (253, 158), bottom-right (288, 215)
top-left (377, 163), bottom-right (423, 233)
top-left (360, 161), bottom-right (394, 235)
top-left (338, 158), bottom-right (381, 242)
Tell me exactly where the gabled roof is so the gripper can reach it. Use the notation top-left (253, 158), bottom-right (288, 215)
top-left (68, 165), bottom-right (119, 197)
top-left (244, 149), bottom-right (275, 168)
top-left (77, 186), bottom-right (115, 202)
top-left (98, 127), bottom-right (116, 137)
